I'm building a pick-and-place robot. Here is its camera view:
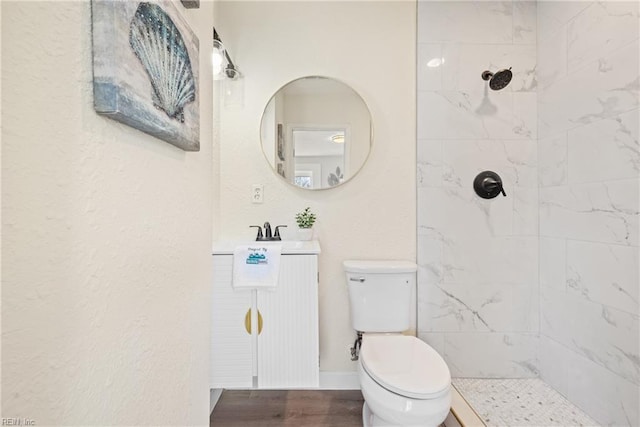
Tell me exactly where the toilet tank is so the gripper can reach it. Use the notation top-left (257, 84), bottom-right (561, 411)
top-left (343, 260), bottom-right (416, 333)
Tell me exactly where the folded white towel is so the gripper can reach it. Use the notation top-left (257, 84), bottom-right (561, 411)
top-left (232, 244), bottom-right (283, 290)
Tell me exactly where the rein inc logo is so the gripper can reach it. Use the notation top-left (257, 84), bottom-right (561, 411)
top-left (2, 419), bottom-right (35, 426)
top-left (246, 247), bottom-right (268, 265)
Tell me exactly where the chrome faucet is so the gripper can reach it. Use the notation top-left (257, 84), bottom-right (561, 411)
top-left (263, 222), bottom-right (272, 239)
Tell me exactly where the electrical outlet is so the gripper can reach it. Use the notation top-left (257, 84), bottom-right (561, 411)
top-left (252, 184), bottom-right (264, 204)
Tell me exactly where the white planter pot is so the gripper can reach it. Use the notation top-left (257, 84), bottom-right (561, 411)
top-left (297, 228), bottom-right (313, 241)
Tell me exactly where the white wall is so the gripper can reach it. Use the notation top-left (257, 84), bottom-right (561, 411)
top-left (2, 1), bottom-right (215, 424)
top-left (416, 0), bottom-right (539, 378)
top-left (215, 1), bottom-right (416, 372)
top-left (536, 2), bottom-right (639, 426)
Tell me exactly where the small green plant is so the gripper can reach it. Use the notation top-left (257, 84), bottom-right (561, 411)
top-left (295, 207), bottom-right (316, 229)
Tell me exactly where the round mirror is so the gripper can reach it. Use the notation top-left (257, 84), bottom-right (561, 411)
top-left (260, 76), bottom-right (372, 190)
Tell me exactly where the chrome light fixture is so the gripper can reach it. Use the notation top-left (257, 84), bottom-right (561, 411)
top-left (213, 28), bottom-right (244, 107)
top-left (213, 28), bottom-right (240, 81)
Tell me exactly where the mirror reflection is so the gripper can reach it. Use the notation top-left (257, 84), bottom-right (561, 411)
top-left (260, 76), bottom-right (372, 190)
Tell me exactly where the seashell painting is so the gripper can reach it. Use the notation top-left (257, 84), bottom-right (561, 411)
top-left (129, 3), bottom-right (195, 123)
top-left (91, 0), bottom-right (200, 151)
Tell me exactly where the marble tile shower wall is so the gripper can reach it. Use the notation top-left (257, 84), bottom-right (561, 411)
top-left (416, 1), bottom-right (539, 378)
top-left (536, 2), bottom-right (639, 426)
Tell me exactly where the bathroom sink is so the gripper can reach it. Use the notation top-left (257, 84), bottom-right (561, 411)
top-left (212, 240), bottom-right (321, 255)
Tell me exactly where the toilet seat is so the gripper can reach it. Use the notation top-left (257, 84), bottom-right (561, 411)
top-left (360, 335), bottom-right (450, 399)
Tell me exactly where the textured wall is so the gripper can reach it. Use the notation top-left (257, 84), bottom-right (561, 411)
top-left (2, 1), bottom-right (214, 425)
top-left (417, 0), bottom-right (539, 378)
top-left (536, 2), bottom-right (639, 426)
top-left (214, 1), bottom-right (416, 372)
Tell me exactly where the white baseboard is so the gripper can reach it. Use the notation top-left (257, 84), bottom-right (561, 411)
top-left (319, 371), bottom-right (360, 390)
top-left (209, 388), bottom-right (223, 414)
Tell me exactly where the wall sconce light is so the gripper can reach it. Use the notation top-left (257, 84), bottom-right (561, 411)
top-left (213, 28), bottom-right (240, 81)
top-left (213, 27), bottom-right (244, 107)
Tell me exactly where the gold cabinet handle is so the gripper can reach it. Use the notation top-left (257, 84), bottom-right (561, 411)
top-left (244, 308), bottom-right (263, 335)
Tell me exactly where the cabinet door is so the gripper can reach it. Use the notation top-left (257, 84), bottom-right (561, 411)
top-left (257, 254), bottom-right (319, 388)
top-left (211, 255), bottom-right (253, 388)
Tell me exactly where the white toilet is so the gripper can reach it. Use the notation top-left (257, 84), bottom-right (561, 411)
top-left (344, 260), bottom-right (451, 427)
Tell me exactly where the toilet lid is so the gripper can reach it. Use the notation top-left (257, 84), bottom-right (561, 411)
top-left (360, 335), bottom-right (451, 399)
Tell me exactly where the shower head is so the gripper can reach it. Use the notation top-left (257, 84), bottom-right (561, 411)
top-left (481, 67), bottom-right (513, 91)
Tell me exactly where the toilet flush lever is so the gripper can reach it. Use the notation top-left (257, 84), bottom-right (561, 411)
top-left (350, 277), bottom-right (365, 283)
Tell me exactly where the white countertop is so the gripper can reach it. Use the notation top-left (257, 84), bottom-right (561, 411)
top-left (212, 240), bottom-right (321, 255)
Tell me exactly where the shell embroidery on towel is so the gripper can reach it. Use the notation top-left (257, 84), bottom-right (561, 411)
top-left (129, 2), bottom-right (196, 123)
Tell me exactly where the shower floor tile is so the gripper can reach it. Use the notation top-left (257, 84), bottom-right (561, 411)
top-left (452, 378), bottom-right (599, 427)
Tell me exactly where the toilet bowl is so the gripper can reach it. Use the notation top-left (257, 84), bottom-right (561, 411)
top-left (358, 334), bottom-right (451, 427)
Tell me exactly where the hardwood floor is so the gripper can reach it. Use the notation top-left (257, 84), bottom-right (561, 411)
top-left (210, 390), bottom-right (365, 427)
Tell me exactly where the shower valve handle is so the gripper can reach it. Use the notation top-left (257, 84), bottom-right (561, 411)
top-left (483, 178), bottom-right (506, 197)
top-left (473, 171), bottom-right (506, 199)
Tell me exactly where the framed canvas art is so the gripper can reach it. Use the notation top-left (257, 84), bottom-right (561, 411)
top-left (91, 0), bottom-right (200, 151)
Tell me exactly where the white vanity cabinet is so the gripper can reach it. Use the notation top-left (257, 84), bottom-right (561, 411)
top-left (211, 241), bottom-right (320, 389)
